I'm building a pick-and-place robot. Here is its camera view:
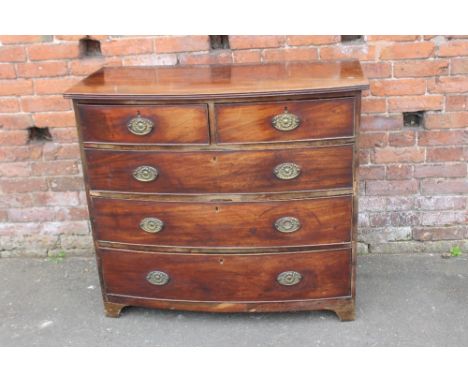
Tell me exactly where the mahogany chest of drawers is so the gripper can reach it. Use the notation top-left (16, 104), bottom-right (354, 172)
top-left (65, 61), bottom-right (368, 321)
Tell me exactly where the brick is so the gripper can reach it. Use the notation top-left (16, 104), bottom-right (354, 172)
top-left (438, 40), bottom-right (468, 57)
top-left (8, 207), bottom-right (59, 222)
top-left (359, 132), bottom-right (388, 148)
top-left (369, 211), bottom-right (420, 227)
top-left (359, 166), bottom-right (385, 180)
top-left (360, 62), bottom-right (391, 79)
top-left (179, 51), bottom-right (232, 65)
top-left (229, 35), bottom-right (285, 49)
top-left (361, 115), bottom-right (402, 131)
top-left (387, 164), bottom-right (413, 180)
top-left (366, 180), bottom-right (418, 195)
top-left (386, 196), bottom-right (415, 211)
top-left (0, 46), bottom-right (26, 62)
top-left (20, 96), bottom-right (71, 112)
top-left (415, 163), bottom-right (467, 178)
top-left (415, 196), bottom-right (466, 210)
top-left (421, 211), bottom-right (466, 225)
top-left (0, 162), bottom-right (30, 177)
top-left (446, 95), bottom-right (467, 111)
top-left (0, 35), bottom-right (52, 44)
top-left (413, 227), bottom-right (465, 241)
top-left (389, 131), bottom-right (416, 146)
top-left (428, 77), bottom-right (468, 94)
top-left (121, 55), bottom-right (176, 66)
top-left (55, 35), bottom-right (106, 41)
top-left (41, 221), bottom-right (89, 235)
top-left (425, 112), bottom-right (468, 129)
top-left (154, 35), bottom-right (209, 53)
top-left (48, 177), bottom-right (84, 192)
top-left (262, 47), bottom-right (318, 62)
top-left (369, 241), bottom-right (457, 254)
top-left (42, 143), bottom-right (80, 160)
top-left (286, 35), bottom-right (339, 45)
top-left (101, 38), bottom-right (153, 56)
top-left (33, 77), bottom-right (80, 95)
top-left (452, 58), bottom-right (468, 74)
top-left (0, 79), bottom-right (33, 96)
top-left (0, 98), bottom-right (19, 113)
top-left (359, 196), bottom-right (386, 212)
top-left (374, 147), bottom-right (425, 163)
top-left (17, 61), bottom-right (68, 78)
top-left (49, 127), bottom-right (79, 142)
top-left (387, 96), bottom-right (444, 112)
top-left (33, 111), bottom-right (76, 128)
top-left (33, 191), bottom-right (80, 207)
top-left (0, 178), bottom-right (48, 193)
top-left (31, 160), bottom-right (79, 176)
top-left (393, 60), bottom-right (449, 77)
top-left (418, 130), bottom-right (466, 146)
top-left (361, 98), bottom-right (386, 113)
top-left (359, 227), bottom-right (412, 244)
top-left (55, 206), bottom-right (89, 220)
top-left (0, 145), bottom-right (42, 161)
top-left (367, 35), bottom-right (418, 42)
top-left (370, 79), bottom-right (426, 96)
top-left (0, 63), bottom-right (16, 79)
top-left (359, 149), bottom-right (370, 165)
top-left (426, 147), bottom-right (464, 162)
top-left (320, 45), bottom-right (376, 60)
top-left (0, 113), bottom-right (33, 129)
top-left (27, 43), bottom-right (80, 61)
top-left (232, 50), bottom-right (262, 64)
top-left (422, 179), bottom-right (468, 195)
top-left (380, 42), bottom-right (435, 60)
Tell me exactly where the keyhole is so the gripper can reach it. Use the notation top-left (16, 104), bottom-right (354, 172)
top-left (219, 258), bottom-right (224, 265)
top-left (215, 206), bottom-right (219, 212)
top-left (212, 156), bottom-right (217, 162)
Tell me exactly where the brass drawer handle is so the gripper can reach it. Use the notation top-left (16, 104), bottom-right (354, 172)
top-left (133, 165), bottom-right (159, 182)
top-left (140, 217), bottom-right (164, 233)
top-left (273, 163), bottom-right (301, 180)
top-left (271, 109), bottom-right (301, 131)
top-left (146, 270), bottom-right (170, 286)
top-left (127, 113), bottom-right (154, 136)
top-left (274, 216), bottom-right (301, 233)
top-left (277, 271), bottom-right (303, 286)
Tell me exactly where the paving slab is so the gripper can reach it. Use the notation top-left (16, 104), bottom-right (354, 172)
top-left (0, 254), bottom-right (467, 346)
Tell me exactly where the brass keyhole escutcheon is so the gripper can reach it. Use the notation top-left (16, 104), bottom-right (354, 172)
top-left (271, 109), bottom-right (301, 131)
top-left (128, 112), bottom-right (154, 136)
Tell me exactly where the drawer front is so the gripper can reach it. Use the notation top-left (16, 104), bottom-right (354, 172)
top-left (101, 248), bottom-right (352, 302)
top-left (215, 98), bottom-right (354, 143)
top-left (85, 145), bottom-right (353, 193)
top-left (92, 196), bottom-right (352, 248)
top-left (77, 104), bottom-right (209, 144)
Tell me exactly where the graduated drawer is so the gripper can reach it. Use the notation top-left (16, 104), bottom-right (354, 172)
top-left (100, 248), bottom-right (352, 302)
top-left (92, 196), bottom-right (352, 248)
top-left (77, 104), bottom-right (209, 144)
top-left (215, 97), bottom-right (354, 144)
top-left (85, 145), bottom-right (353, 193)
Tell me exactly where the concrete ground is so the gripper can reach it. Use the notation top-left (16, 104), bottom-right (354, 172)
top-left (0, 254), bottom-right (467, 346)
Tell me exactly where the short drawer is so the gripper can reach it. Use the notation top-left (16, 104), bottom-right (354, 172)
top-left (215, 97), bottom-right (354, 144)
top-left (85, 145), bottom-right (353, 193)
top-left (101, 248), bottom-right (352, 302)
top-left (92, 196), bottom-right (352, 248)
top-left (77, 104), bottom-right (209, 144)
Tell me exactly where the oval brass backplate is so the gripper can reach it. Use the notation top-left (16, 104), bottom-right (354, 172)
top-left (146, 270), bottom-right (170, 286)
top-left (140, 217), bottom-right (164, 233)
top-left (133, 165), bottom-right (159, 182)
top-left (271, 110), bottom-right (301, 131)
top-left (273, 163), bottom-right (301, 180)
top-left (277, 271), bottom-right (303, 286)
top-left (274, 216), bottom-right (301, 233)
top-left (127, 114), bottom-right (154, 136)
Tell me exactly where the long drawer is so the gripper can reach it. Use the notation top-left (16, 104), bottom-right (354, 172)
top-left (77, 104), bottom-right (209, 144)
top-left (215, 97), bottom-right (354, 144)
top-left (85, 145), bottom-right (353, 194)
top-left (101, 248), bottom-right (352, 302)
top-left (92, 196), bottom-right (352, 248)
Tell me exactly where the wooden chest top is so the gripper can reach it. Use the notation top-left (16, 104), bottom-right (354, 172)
top-left (64, 61), bottom-right (368, 100)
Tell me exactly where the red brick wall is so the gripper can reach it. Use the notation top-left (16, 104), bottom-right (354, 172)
top-left (0, 35), bottom-right (466, 257)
